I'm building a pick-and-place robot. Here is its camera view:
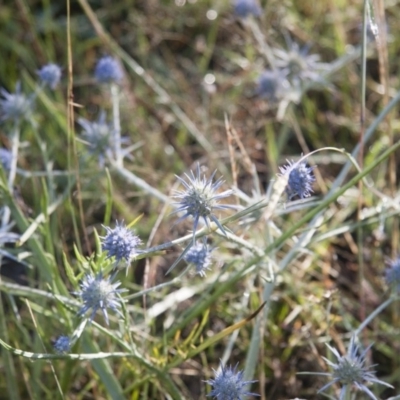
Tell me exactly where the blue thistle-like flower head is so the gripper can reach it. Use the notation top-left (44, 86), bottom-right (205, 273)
top-left (233, 0), bottom-right (262, 18)
top-left (385, 257), bottom-right (400, 293)
top-left (319, 336), bottom-right (393, 400)
top-left (101, 221), bottom-right (141, 264)
top-left (184, 240), bottom-right (213, 277)
top-left (256, 69), bottom-right (288, 101)
top-left (0, 82), bottom-right (32, 123)
top-left (172, 164), bottom-right (234, 239)
top-left (0, 148), bottom-right (13, 171)
top-left (37, 64), bottom-right (62, 89)
top-left (78, 111), bottom-right (112, 165)
top-left (279, 159), bottom-right (316, 200)
top-left (75, 272), bottom-right (127, 325)
top-left (94, 56), bottom-right (123, 84)
top-left (206, 362), bottom-right (259, 399)
top-left (53, 335), bottom-right (72, 353)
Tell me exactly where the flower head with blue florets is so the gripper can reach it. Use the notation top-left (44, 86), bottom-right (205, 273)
top-left (37, 64), bottom-right (62, 89)
top-left (318, 336), bottom-right (393, 400)
top-left (233, 0), bottom-right (262, 18)
top-left (101, 221), bottom-right (141, 265)
top-left (75, 272), bottom-right (127, 325)
top-left (206, 362), bottom-right (259, 399)
top-left (172, 164), bottom-right (234, 241)
top-left (94, 56), bottom-right (123, 84)
top-left (279, 159), bottom-right (316, 200)
top-left (385, 256), bottom-right (400, 293)
top-left (184, 240), bottom-right (213, 277)
top-left (53, 335), bottom-right (72, 353)
top-left (0, 82), bottom-right (32, 123)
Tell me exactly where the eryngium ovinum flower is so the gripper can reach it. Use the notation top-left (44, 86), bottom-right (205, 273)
top-left (0, 82), bottom-right (32, 123)
top-left (279, 159), bottom-right (315, 200)
top-left (256, 69), bottom-right (289, 102)
top-left (206, 362), bottom-right (259, 399)
top-left (273, 42), bottom-right (328, 86)
top-left (37, 64), bottom-right (62, 89)
top-left (233, 0), bottom-right (262, 18)
top-left (172, 164), bottom-right (234, 240)
top-left (319, 336), bottom-right (393, 400)
top-left (385, 256), bottom-right (400, 293)
top-left (0, 148), bottom-right (12, 170)
top-left (101, 221), bottom-right (141, 265)
top-left (184, 240), bottom-right (213, 277)
top-left (94, 56), bottom-right (123, 84)
top-left (53, 335), bottom-right (72, 353)
top-left (78, 111), bottom-right (112, 166)
top-left (75, 272), bottom-right (127, 325)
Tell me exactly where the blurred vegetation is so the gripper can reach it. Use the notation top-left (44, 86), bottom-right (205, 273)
top-left (0, 0), bottom-right (400, 399)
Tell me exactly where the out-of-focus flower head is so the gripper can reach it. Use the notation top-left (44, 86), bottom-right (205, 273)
top-left (205, 362), bottom-right (259, 399)
top-left (184, 240), bottom-right (213, 277)
top-left (75, 272), bottom-right (127, 325)
top-left (78, 111), bottom-right (112, 166)
top-left (385, 256), bottom-right (400, 293)
top-left (279, 159), bottom-right (316, 200)
top-left (274, 41), bottom-right (328, 85)
top-left (172, 164), bottom-right (234, 240)
top-left (0, 148), bottom-right (13, 171)
top-left (0, 82), bottom-right (33, 123)
top-left (233, 0), bottom-right (262, 18)
top-left (37, 64), bottom-right (62, 89)
top-left (101, 221), bottom-right (141, 265)
top-left (94, 56), bottom-right (123, 84)
top-left (318, 336), bottom-right (393, 400)
top-left (256, 69), bottom-right (289, 101)
top-left (53, 335), bottom-right (72, 353)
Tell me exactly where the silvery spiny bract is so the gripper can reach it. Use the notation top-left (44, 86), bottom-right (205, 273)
top-left (206, 362), bottom-right (259, 399)
top-left (75, 272), bottom-right (127, 325)
top-left (172, 164), bottom-right (234, 240)
top-left (318, 336), bottom-right (393, 400)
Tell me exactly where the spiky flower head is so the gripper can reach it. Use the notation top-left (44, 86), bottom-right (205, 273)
top-left (0, 82), bottom-right (32, 123)
top-left (233, 0), bottom-right (262, 18)
top-left (279, 159), bottom-right (315, 200)
top-left (53, 335), bottom-right (71, 353)
top-left (256, 69), bottom-right (288, 101)
top-left (172, 164), bottom-right (234, 239)
top-left (101, 221), bottom-right (141, 264)
top-left (0, 148), bottom-right (12, 171)
top-left (37, 63), bottom-right (62, 89)
top-left (78, 111), bottom-right (112, 166)
top-left (206, 362), bottom-right (259, 399)
top-left (385, 256), bottom-right (400, 293)
top-left (75, 272), bottom-right (127, 325)
top-left (94, 56), bottom-right (123, 84)
top-left (184, 240), bottom-right (213, 277)
top-left (274, 42), bottom-right (328, 85)
top-left (319, 336), bottom-right (393, 400)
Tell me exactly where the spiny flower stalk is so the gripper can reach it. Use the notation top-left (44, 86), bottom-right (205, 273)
top-left (385, 256), bottom-right (400, 293)
top-left (233, 0), bottom-right (262, 18)
top-left (94, 56), bottom-right (123, 84)
top-left (184, 240), bottom-right (213, 277)
top-left (53, 335), bottom-right (72, 353)
top-left (75, 272), bottom-right (127, 325)
top-left (172, 164), bottom-right (234, 240)
top-left (101, 221), bottom-right (141, 264)
top-left (279, 159), bottom-right (315, 200)
top-left (319, 336), bottom-right (393, 400)
top-left (37, 64), bottom-right (62, 89)
top-left (206, 362), bottom-right (259, 399)
top-left (0, 82), bottom-right (32, 123)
